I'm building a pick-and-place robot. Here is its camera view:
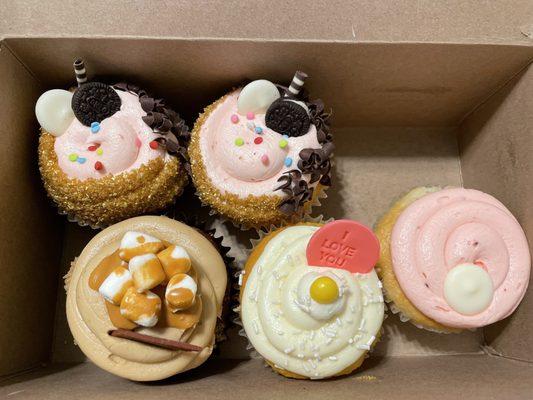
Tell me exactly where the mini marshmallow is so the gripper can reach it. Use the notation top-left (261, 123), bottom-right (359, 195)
top-left (118, 231), bottom-right (165, 261)
top-left (98, 266), bottom-right (133, 305)
top-left (157, 245), bottom-right (192, 279)
top-left (120, 287), bottom-right (161, 327)
top-left (129, 253), bottom-right (166, 292)
top-left (165, 273), bottom-right (197, 312)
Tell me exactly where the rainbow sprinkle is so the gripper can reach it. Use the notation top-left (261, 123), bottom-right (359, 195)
top-left (235, 137), bottom-right (244, 146)
top-left (284, 157), bottom-right (293, 167)
top-left (279, 139), bottom-right (288, 149)
top-left (96, 148), bottom-right (103, 156)
top-left (91, 122), bottom-right (100, 133)
top-left (68, 153), bottom-right (78, 162)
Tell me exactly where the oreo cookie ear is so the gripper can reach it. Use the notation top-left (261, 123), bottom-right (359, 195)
top-left (35, 89), bottom-right (75, 137)
top-left (71, 82), bottom-right (122, 126)
top-left (265, 98), bottom-right (311, 137)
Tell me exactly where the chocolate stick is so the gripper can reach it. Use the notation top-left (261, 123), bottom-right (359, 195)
top-left (73, 58), bottom-right (87, 87)
top-left (108, 329), bottom-right (203, 352)
top-left (287, 71), bottom-right (308, 96)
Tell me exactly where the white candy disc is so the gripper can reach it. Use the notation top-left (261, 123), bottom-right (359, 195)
top-left (237, 80), bottom-right (280, 115)
top-left (35, 89), bottom-right (75, 137)
top-left (444, 263), bottom-right (494, 315)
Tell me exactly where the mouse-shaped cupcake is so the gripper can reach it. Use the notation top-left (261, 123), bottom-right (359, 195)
top-left (36, 59), bottom-right (189, 227)
top-left (189, 72), bottom-right (333, 229)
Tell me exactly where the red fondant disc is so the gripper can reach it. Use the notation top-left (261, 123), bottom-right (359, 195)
top-left (306, 220), bottom-right (380, 274)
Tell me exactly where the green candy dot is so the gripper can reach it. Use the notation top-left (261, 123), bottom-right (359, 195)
top-left (279, 139), bottom-right (288, 149)
top-left (235, 138), bottom-right (244, 146)
top-left (68, 153), bottom-right (78, 162)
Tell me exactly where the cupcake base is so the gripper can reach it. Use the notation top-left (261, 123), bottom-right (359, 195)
top-left (39, 132), bottom-right (187, 228)
top-left (374, 186), bottom-right (461, 334)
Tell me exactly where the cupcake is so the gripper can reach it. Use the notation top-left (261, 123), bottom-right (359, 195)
top-left (375, 186), bottom-right (531, 333)
top-left (66, 216), bottom-right (228, 381)
top-left (36, 59), bottom-right (189, 227)
top-left (189, 71), bottom-right (333, 229)
top-left (239, 220), bottom-right (384, 379)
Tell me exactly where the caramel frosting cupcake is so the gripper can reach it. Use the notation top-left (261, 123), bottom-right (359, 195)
top-left (375, 186), bottom-right (531, 333)
top-left (189, 72), bottom-right (333, 228)
top-left (36, 59), bottom-right (189, 227)
top-left (66, 216), bottom-right (227, 381)
top-left (239, 221), bottom-right (384, 379)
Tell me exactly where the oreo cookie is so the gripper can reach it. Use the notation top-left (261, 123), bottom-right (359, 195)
top-left (265, 99), bottom-right (310, 137)
top-left (71, 82), bottom-right (121, 126)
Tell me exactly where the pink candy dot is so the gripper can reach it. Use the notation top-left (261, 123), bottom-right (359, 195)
top-left (231, 114), bottom-right (239, 124)
top-left (261, 154), bottom-right (269, 164)
top-left (246, 111), bottom-right (255, 120)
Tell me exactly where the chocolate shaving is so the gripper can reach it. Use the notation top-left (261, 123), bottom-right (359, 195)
top-left (108, 329), bottom-right (203, 352)
top-left (113, 83), bottom-right (190, 170)
top-left (271, 79), bottom-right (333, 213)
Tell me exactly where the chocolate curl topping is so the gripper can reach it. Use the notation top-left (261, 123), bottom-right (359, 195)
top-left (113, 82), bottom-right (190, 168)
top-left (298, 145), bottom-right (334, 186)
top-left (275, 170), bottom-right (314, 215)
top-left (108, 329), bottom-right (202, 352)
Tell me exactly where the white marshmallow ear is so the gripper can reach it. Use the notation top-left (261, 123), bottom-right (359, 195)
top-left (35, 89), bottom-right (75, 137)
top-left (237, 80), bottom-right (280, 115)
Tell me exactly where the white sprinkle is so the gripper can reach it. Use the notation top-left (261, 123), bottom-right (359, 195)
top-left (328, 356), bottom-right (338, 361)
top-left (363, 297), bottom-right (368, 306)
top-left (314, 372), bottom-right (320, 377)
top-left (336, 318), bottom-right (343, 326)
top-left (302, 362), bottom-right (310, 372)
top-left (309, 359), bottom-right (317, 369)
top-left (350, 305), bottom-right (357, 312)
top-left (309, 331), bottom-right (316, 340)
top-left (311, 344), bottom-right (319, 352)
top-left (378, 280), bottom-right (383, 288)
top-left (272, 270), bottom-right (280, 280)
top-left (284, 358), bottom-right (289, 367)
top-left (276, 329), bottom-right (284, 336)
top-left (326, 337), bottom-right (333, 344)
top-left (313, 352), bottom-right (321, 361)
top-left (284, 347), bottom-right (294, 354)
top-left (357, 344), bottom-right (371, 350)
top-left (238, 272), bottom-right (244, 286)
top-left (359, 318), bottom-right (366, 331)
top-left (252, 319), bottom-right (260, 334)
top-left (367, 335), bottom-right (376, 347)
top-left (348, 338), bottom-right (354, 344)
top-left (297, 353), bottom-right (304, 359)
top-left (324, 330), bottom-right (336, 338)
top-left (278, 310), bottom-right (284, 316)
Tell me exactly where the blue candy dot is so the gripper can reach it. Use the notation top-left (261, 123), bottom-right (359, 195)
top-left (254, 126), bottom-right (263, 134)
top-left (77, 157), bottom-right (87, 164)
top-left (91, 122), bottom-right (100, 133)
top-left (283, 134), bottom-right (289, 139)
top-left (284, 157), bottom-right (293, 167)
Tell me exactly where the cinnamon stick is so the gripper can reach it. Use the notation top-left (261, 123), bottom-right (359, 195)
top-left (108, 329), bottom-right (203, 352)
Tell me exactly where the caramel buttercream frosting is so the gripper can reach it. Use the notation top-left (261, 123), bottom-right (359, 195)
top-left (66, 216), bottom-right (227, 381)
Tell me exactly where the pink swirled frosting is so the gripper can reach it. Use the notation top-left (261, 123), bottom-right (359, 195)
top-left (199, 90), bottom-right (320, 198)
top-left (391, 188), bottom-right (531, 328)
top-left (54, 90), bottom-right (168, 181)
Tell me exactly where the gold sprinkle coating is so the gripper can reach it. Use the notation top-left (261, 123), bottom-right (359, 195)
top-left (189, 95), bottom-right (325, 229)
top-left (38, 132), bottom-right (187, 227)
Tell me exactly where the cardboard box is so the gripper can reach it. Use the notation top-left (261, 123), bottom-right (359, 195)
top-left (0, 2), bottom-right (532, 398)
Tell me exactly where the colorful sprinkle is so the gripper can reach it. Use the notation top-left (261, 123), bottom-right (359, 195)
top-left (279, 139), bottom-right (288, 149)
top-left (255, 126), bottom-right (263, 134)
top-left (96, 148), bottom-right (103, 156)
top-left (283, 134), bottom-right (289, 139)
top-left (284, 157), bottom-right (293, 167)
top-left (235, 137), bottom-right (244, 146)
top-left (87, 144), bottom-right (99, 152)
top-left (149, 140), bottom-right (159, 149)
top-left (68, 153), bottom-right (78, 162)
top-left (231, 114), bottom-right (239, 123)
top-left (254, 137), bottom-right (263, 145)
top-left (246, 111), bottom-right (255, 120)
top-left (261, 154), bottom-right (269, 164)
top-left (94, 161), bottom-right (103, 171)
top-left (77, 157), bottom-right (87, 164)
top-left (91, 122), bottom-right (100, 133)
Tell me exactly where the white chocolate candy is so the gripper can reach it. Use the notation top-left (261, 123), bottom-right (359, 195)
top-left (120, 287), bottom-right (161, 327)
top-left (165, 273), bottom-right (197, 312)
top-left (98, 266), bottom-right (133, 305)
top-left (129, 253), bottom-right (166, 292)
top-left (35, 89), bottom-right (75, 137)
top-left (237, 80), bottom-right (280, 115)
top-left (444, 263), bottom-right (494, 315)
top-left (119, 231), bottom-right (165, 261)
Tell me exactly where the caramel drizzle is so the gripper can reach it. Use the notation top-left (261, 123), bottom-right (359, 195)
top-left (108, 329), bottom-right (202, 352)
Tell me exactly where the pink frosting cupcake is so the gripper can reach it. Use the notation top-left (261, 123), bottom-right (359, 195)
top-left (36, 60), bottom-right (189, 227)
top-left (189, 72), bottom-right (333, 229)
top-left (375, 186), bottom-right (531, 332)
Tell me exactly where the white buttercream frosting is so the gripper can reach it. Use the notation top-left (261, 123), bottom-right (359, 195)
top-left (241, 225), bottom-right (384, 379)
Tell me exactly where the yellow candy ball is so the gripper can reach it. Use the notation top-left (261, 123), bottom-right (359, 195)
top-left (310, 276), bottom-right (339, 304)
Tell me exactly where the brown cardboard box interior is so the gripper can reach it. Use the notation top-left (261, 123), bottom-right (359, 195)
top-left (0, 37), bottom-right (532, 398)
